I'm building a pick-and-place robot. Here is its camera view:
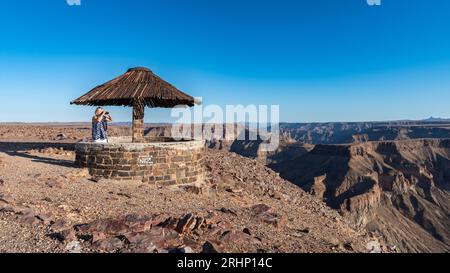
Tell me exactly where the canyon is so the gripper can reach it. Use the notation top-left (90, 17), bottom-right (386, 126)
top-left (224, 121), bottom-right (450, 252)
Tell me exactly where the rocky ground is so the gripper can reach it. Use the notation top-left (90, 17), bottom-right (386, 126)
top-left (0, 125), bottom-right (374, 253)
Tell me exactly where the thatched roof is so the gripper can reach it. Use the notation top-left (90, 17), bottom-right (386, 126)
top-left (71, 67), bottom-right (197, 107)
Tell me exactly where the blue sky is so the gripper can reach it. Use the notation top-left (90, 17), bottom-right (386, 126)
top-left (0, 0), bottom-right (450, 122)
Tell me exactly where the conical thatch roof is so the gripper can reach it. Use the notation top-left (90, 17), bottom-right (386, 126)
top-left (71, 67), bottom-right (196, 107)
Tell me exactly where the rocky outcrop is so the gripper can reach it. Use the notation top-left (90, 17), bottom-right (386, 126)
top-left (278, 121), bottom-right (450, 144)
top-left (271, 139), bottom-right (450, 253)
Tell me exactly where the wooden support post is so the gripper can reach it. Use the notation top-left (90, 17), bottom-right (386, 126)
top-left (132, 99), bottom-right (145, 143)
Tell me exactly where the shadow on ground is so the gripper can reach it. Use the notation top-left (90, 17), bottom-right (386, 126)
top-left (0, 141), bottom-right (77, 168)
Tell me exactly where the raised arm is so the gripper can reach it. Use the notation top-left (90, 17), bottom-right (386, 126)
top-left (93, 113), bottom-right (105, 123)
top-left (104, 114), bottom-right (113, 122)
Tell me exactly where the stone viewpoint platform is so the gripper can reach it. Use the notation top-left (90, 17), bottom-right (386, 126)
top-left (75, 137), bottom-right (205, 185)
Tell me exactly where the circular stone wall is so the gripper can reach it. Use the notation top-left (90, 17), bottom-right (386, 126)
top-left (75, 137), bottom-right (205, 186)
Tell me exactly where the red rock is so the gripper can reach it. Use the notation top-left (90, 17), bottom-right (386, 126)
top-left (124, 232), bottom-right (149, 245)
top-left (204, 212), bottom-right (220, 225)
top-left (180, 184), bottom-right (204, 195)
top-left (45, 180), bottom-right (63, 189)
top-left (77, 214), bottom-right (160, 236)
top-left (219, 230), bottom-right (253, 244)
top-left (91, 231), bottom-right (107, 243)
top-left (11, 205), bottom-right (31, 215)
top-left (78, 218), bottom-right (128, 235)
top-left (160, 216), bottom-right (178, 229)
top-left (18, 211), bottom-right (40, 226)
top-left (175, 213), bottom-right (197, 233)
top-left (50, 219), bottom-right (70, 232)
top-left (178, 246), bottom-right (194, 253)
top-left (182, 237), bottom-right (201, 250)
top-left (124, 242), bottom-right (159, 253)
top-left (217, 221), bottom-right (233, 230)
top-left (0, 193), bottom-right (14, 205)
top-left (193, 217), bottom-right (206, 230)
top-left (36, 212), bottom-right (53, 225)
top-left (206, 225), bottom-right (223, 237)
top-left (243, 228), bottom-right (252, 235)
top-left (117, 192), bottom-right (132, 199)
top-left (56, 133), bottom-right (67, 140)
top-left (251, 204), bottom-right (271, 215)
top-left (219, 207), bottom-right (237, 216)
top-left (55, 229), bottom-right (77, 243)
top-left (257, 212), bottom-right (286, 228)
top-left (124, 227), bottom-right (179, 249)
top-left (89, 176), bottom-right (103, 183)
top-left (0, 204), bottom-right (14, 213)
top-left (93, 237), bottom-right (124, 252)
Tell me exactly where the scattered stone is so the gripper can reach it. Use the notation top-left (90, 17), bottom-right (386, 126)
top-left (91, 231), bottom-right (107, 243)
top-left (177, 246), bottom-right (194, 253)
top-left (117, 192), bottom-right (132, 199)
top-left (328, 237), bottom-right (341, 248)
top-left (0, 204), bottom-right (14, 213)
top-left (260, 212), bottom-right (285, 228)
top-left (343, 242), bottom-right (354, 251)
top-left (225, 187), bottom-right (243, 193)
top-left (125, 227), bottom-right (179, 248)
top-left (65, 169), bottom-right (89, 179)
top-left (250, 204), bottom-right (285, 228)
top-left (182, 236), bottom-right (201, 249)
top-left (77, 214), bottom-right (164, 236)
top-left (191, 217), bottom-right (204, 230)
top-left (298, 228), bottom-right (310, 234)
top-left (36, 212), bottom-right (53, 225)
top-left (10, 205), bottom-right (31, 215)
top-left (17, 209), bottom-right (40, 225)
top-left (52, 228), bottom-right (77, 243)
top-left (179, 184), bottom-right (205, 195)
top-left (217, 220), bottom-right (233, 230)
top-left (251, 204), bottom-right (271, 215)
top-left (124, 232), bottom-right (149, 245)
top-left (366, 240), bottom-right (382, 253)
top-left (219, 207), bottom-right (237, 216)
top-left (0, 193), bottom-right (14, 205)
top-left (219, 230), bottom-right (253, 244)
top-left (56, 133), bottom-right (67, 140)
top-left (388, 245), bottom-right (397, 252)
top-left (89, 176), bottom-right (103, 183)
top-left (42, 197), bottom-right (53, 202)
top-left (160, 216), bottom-right (178, 229)
top-left (66, 240), bottom-right (82, 253)
top-left (50, 219), bottom-right (70, 232)
top-left (243, 228), bottom-right (252, 236)
top-left (45, 180), bottom-right (63, 189)
top-left (57, 204), bottom-right (71, 212)
top-left (93, 237), bottom-right (124, 252)
top-left (204, 212), bottom-right (220, 225)
top-left (125, 241), bottom-right (159, 253)
top-left (175, 213), bottom-right (197, 234)
top-left (268, 190), bottom-right (283, 200)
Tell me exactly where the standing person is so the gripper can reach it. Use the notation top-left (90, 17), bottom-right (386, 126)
top-left (92, 107), bottom-right (113, 143)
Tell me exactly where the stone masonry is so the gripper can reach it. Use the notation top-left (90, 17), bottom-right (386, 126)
top-left (75, 137), bottom-right (205, 186)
